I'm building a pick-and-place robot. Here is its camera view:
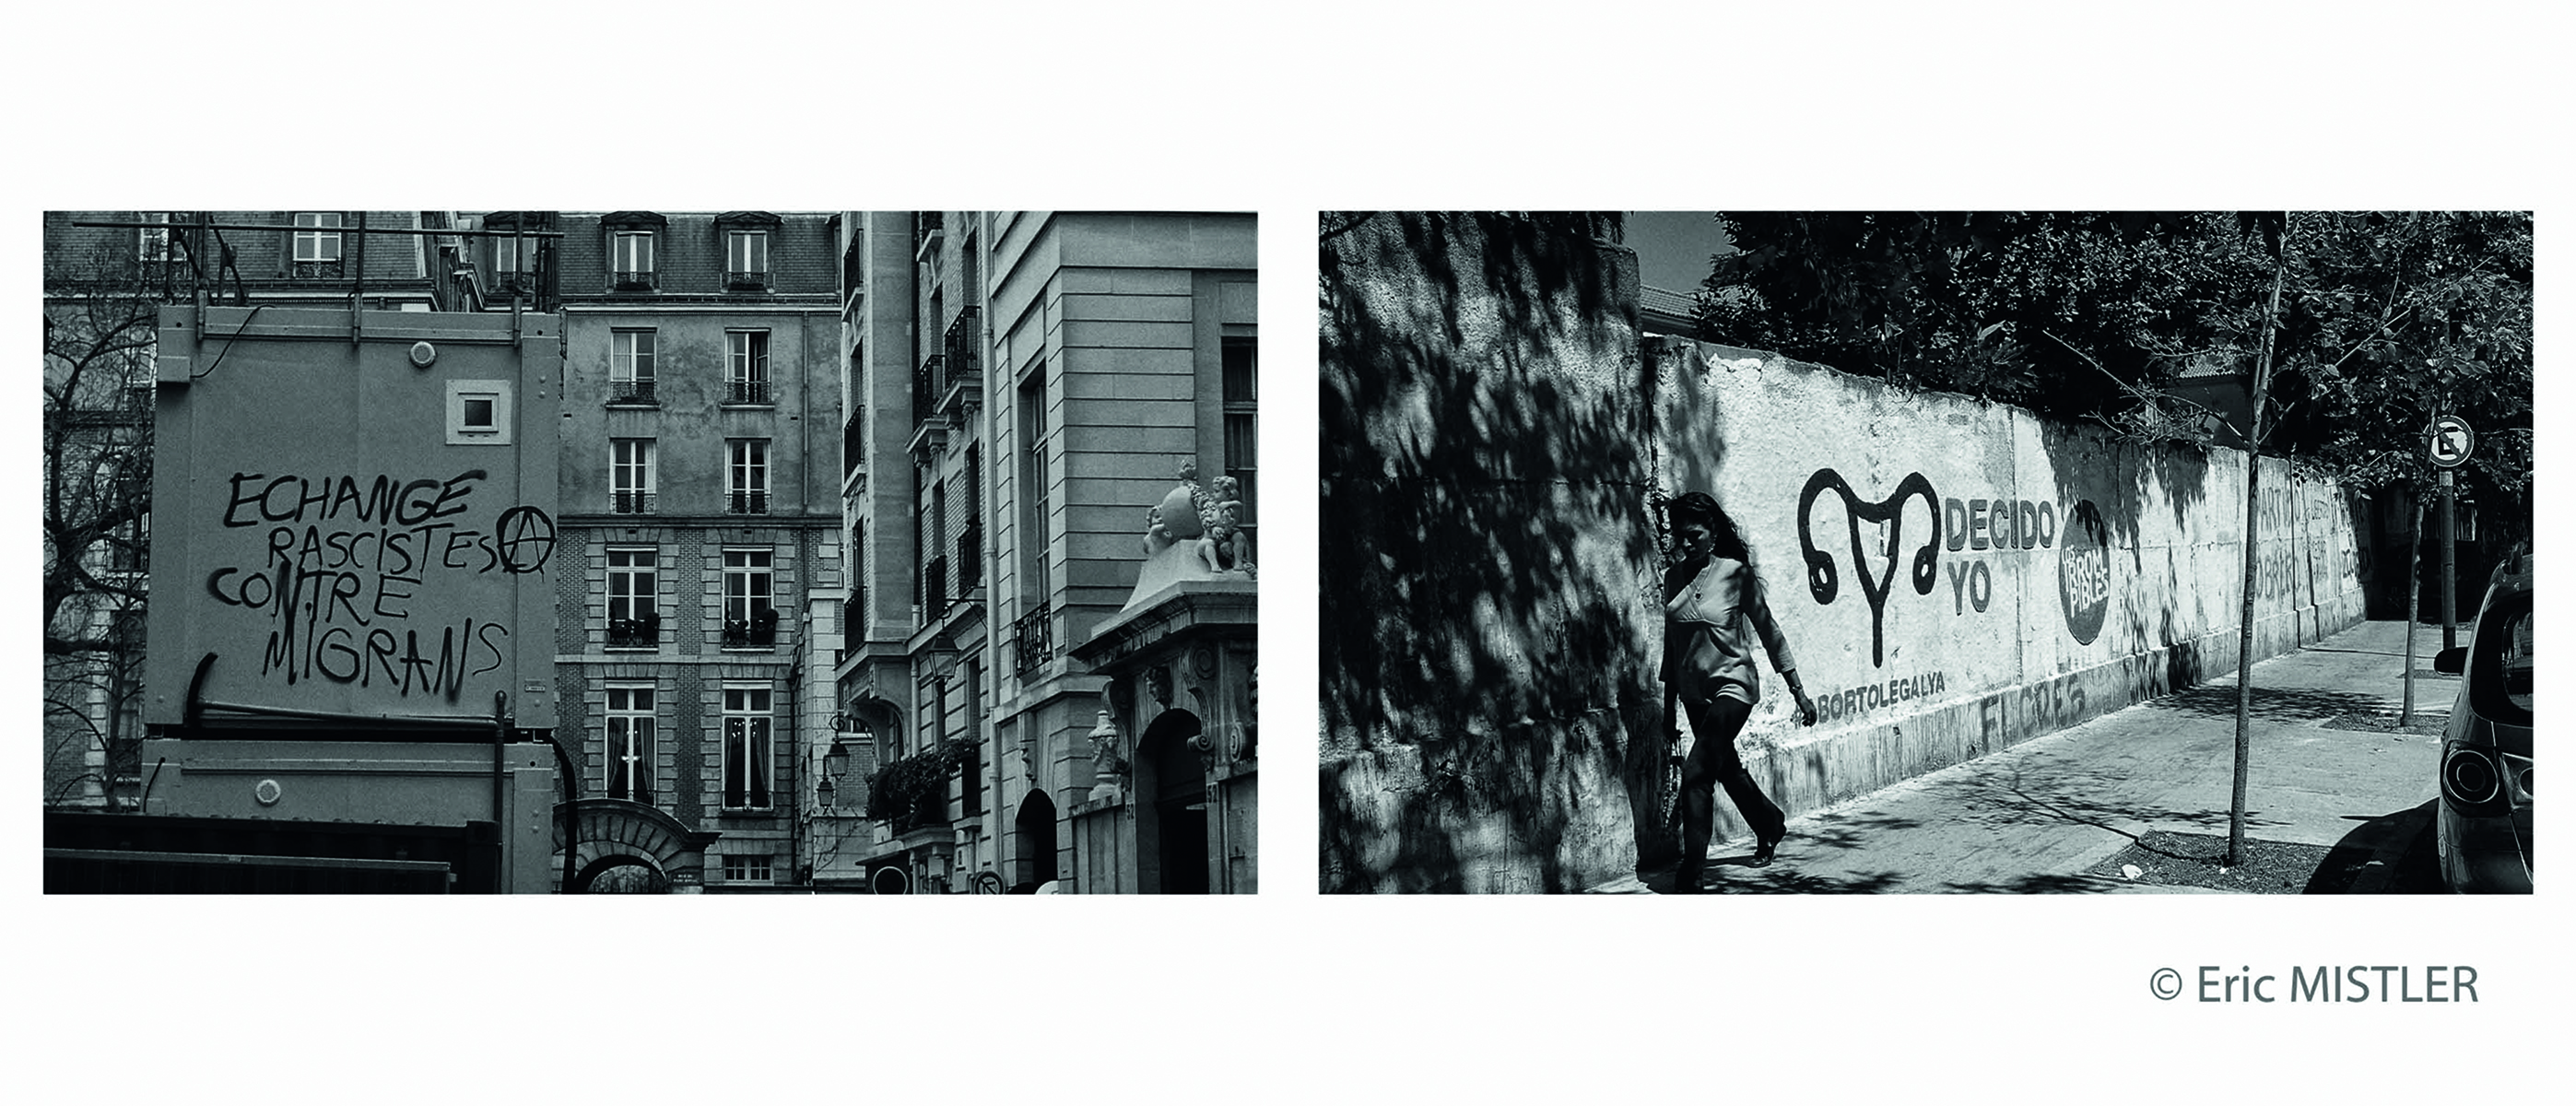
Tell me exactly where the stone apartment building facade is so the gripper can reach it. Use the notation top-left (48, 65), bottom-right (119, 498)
top-left (826, 212), bottom-right (1258, 893)
top-left (465, 211), bottom-right (845, 891)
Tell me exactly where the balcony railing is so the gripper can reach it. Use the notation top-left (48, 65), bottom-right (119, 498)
top-left (609, 378), bottom-right (657, 406)
top-left (729, 490), bottom-right (769, 515)
top-left (912, 355), bottom-right (944, 427)
top-left (612, 268), bottom-right (658, 291)
top-left (943, 306), bottom-right (980, 366)
top-left (612, 490), bottom-right (657, 514)
top-left (722, 607), bottom-right (778, 649)
top-left (726, 268), bottom-right (769, 290)
top-left (1013, 602), bottom-right (1053, 676)
top-left (923, 556), bottom-right (948, 615)
top-left (726, 379), bottom-right (772, 406)
top-left (606, 613), bottom-right (660, 650)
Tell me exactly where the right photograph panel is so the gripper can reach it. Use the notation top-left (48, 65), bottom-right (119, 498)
top-left (1318, 211), bottom-right (2533, 895)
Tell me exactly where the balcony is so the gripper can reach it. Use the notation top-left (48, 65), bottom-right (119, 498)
top-left (907, 356), bottom-right (949, 457)
top-left (912, 355), bottom-right (944, 429)
top-left (608, 379), bottom-right (658, 406)
top-left (726, 379), bottom-right (772, 406)
top-left (726, 268), bottom-right (769, 291)
top-left (728, 490), bottom-right (769, 516)
top-left (612, 490), bottom-right (657, 514)
top-left (612, 268), bottom-right (658, 292)
top-left (938, 307), bottom-right (982, 419)
top-left (1013, 602), bottom-right (1053, 676)
top-left (723, 607), bottom-right (779, 649)
top-left (606, 613), bottom-right (660, 650)
top-left (923, 556), bottom-right (948, 616)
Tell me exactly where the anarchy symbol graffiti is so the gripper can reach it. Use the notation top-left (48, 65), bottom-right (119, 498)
top-left (1798, 470), bottom-right (1942, 667)
top-left (494, 505), bottom-right (558, 574)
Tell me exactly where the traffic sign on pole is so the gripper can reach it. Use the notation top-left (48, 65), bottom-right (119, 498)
top-left (2429, 415), bottom-right (2476, 469)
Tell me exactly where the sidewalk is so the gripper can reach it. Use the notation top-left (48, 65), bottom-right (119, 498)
top-left (1591, 620), bottom-right (2455, 894)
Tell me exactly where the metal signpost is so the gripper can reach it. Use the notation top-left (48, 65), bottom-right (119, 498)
top-left (2429, 415), bottom-right (2474, 651)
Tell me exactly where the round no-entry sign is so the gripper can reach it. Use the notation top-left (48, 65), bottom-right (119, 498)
top-left (2429, 415), bottom-right (2476, 468)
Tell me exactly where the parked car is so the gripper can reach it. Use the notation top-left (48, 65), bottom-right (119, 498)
top-left (2432, 547), bottom-right (2533, 893)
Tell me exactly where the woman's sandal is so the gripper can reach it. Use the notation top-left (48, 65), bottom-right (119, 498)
top-left (1750, 835), bottom-right (1782, 868)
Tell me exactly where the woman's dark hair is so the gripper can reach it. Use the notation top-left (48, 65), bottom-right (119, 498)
top-left (1666, 490), bottom-right (1752, 565)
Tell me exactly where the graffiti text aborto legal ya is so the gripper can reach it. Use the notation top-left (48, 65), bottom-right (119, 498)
top-left (204, 466), bottom-right (555, 701)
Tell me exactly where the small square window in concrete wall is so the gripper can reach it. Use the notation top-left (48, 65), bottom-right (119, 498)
top-left (446, 379), bottom-right (512, 445)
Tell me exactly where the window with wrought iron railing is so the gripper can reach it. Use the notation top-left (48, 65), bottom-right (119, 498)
top-left (606, 547), bottom-right (659, 650)
top-left (611, 229), bottom-right (657, 290)
top-left (612, 439), bottom-right (655, 513)
top-left (728, 440), bottom-right (768, 514)
top-left (1013, 602), bottom-right (1053, 676)
top-left (722, 606), bottom-right (778, 648)
top-left (726, 229), bottom-right (769, 289)
top-left (611, 330), bottom-right (657, 405)
top-left (726, 331), bottom-right (770, 404)
top-left (912, 355), bottom-right (943, 426)
top-left (723, 548), bottom-right (774, 649)
top-left (606, 612), bottom-right (660, 649)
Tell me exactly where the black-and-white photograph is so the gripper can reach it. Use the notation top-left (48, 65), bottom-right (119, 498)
top-left (41, 210), bottom-right (1259, 894)
top-left (1321, 211), bottom-right (2531, 896)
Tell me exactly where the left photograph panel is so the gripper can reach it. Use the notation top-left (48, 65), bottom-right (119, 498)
top-left (41, 210), bottom-right (1259, 894)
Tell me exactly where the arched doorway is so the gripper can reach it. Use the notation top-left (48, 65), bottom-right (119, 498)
top-left (553, 797), bottom-right (718, 893)
top-left (578, 855), bottom-right (672, 893)
top-left (1135, 710), bottom-right (1208, 894)
top-left (1013, 790), bottom-right (1059, 891)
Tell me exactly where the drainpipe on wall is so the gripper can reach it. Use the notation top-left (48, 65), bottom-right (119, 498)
top-left (788, 651), bottom-right (803, 890)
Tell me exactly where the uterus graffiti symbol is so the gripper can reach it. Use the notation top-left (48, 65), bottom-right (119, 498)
top-left (1797, 469), bottom-right (1942, 666)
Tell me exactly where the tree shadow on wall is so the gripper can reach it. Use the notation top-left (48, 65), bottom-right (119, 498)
top-left (1318, 212), bottom-right (1672, 893)
top-left (2035, 418), bottom-right (2216, 642)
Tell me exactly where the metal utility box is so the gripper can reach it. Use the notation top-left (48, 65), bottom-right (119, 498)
top-left (144, 304), bottom-right (561, 731)
top-left (127, 737), bottom-right (559, 893)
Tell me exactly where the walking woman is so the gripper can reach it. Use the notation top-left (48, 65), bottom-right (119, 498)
top-left (1660, 491), bottom-right (1817, 892)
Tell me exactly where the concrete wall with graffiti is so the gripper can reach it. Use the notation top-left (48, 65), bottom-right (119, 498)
top-left (1653, 337), bottom-right (2365, 839)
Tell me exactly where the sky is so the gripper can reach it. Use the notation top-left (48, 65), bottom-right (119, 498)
top-left (1624, 211), bottom-right (1732, 293)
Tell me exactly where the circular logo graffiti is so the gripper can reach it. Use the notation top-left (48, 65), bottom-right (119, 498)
top-left (2058, 500), bottom-right (2111, 645)
top-left (494, 505), bottom-right (558, 574)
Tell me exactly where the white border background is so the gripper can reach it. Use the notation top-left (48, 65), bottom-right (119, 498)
top-left (7, 2), bottom-right (2566, 1101)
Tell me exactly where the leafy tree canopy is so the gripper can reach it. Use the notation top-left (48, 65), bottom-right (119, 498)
top-left (1695, 211), bottom-right (2531, 538)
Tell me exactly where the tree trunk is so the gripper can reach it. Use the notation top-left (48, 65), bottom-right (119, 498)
top-left (2228, 229), bottom-right (2290, 867)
